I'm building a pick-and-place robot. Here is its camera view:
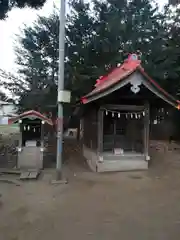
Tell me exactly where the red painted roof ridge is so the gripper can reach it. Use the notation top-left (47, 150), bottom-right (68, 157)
top-left (94, 58), bottom-right (141, 88)
top-left (9, 110), bottom-right (53, 125)
top-left (81, 54), bottom-right (180, 108)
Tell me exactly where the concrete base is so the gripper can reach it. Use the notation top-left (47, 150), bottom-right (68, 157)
top-left (83, 145), bottom-right (148, 173)
top-left (97, 159), bottom-right (148, 172)
top-left (18, 147), bottom-right (43, 170)
top-left (51, 179), bottom-right (68, 185)
top-left (82, 145), bottom-right (98, 172)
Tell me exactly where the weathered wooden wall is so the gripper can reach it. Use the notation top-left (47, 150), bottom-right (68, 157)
top-left (149, 107), bottom-right (177, 141)
top-left (83, 108), bottom-right (98, 150)
top-left (150, 120), bottom-right (175, 141)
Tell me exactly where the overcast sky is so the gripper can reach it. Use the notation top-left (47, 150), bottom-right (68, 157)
top-left (0, 0), bottom-right (168, 73)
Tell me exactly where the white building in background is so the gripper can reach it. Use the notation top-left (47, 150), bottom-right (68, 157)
top-left (0, 101), bottom-right (17, 125)
top-left (0, 101), bottom-right (17, 117)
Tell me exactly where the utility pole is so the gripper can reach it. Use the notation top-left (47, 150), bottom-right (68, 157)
top-left (56, 0), bottom-right (66, 180)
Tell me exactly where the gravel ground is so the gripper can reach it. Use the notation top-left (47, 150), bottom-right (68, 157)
top-left (1, 149), bottom-right (180, 240)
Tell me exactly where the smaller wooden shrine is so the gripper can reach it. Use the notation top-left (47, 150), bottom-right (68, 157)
top-left (8, 110), bottom-right (53, 170)
top-left (80, 54), bottom-right (180, 172)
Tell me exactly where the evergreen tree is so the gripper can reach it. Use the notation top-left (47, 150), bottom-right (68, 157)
top-left (91, 0), bottom-right (168, 81)
top-left (161, 7), bottom-right (180, 95)
top-left (6, 0), bottom-right (180, 118)
top-left (14, 11), bottom-right (59, 115)
top-left (0, 0), bottom-right (46, 19)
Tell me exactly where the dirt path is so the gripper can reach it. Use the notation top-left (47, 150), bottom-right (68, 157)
top-left (1, 148), bottom-right (180, 239)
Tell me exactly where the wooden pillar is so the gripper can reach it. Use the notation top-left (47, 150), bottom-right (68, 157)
top-left (98, 109), bottom-right (104, 154)
top-left (79, 119), bottom-right (84, 141)
top-left (77, 121), bottom-right (80, 141)
top-left (19, 120), bottom-right (22, 148)
top-left (144, 102), bottom-right (150, 159)
top-left (113, 119), bottom-right (116, 152)
top-left (41, 121), bottom-right (44, 148)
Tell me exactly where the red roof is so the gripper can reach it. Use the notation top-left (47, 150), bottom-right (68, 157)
top-left (8, 110), bottom-right (53, 125)
top-left (81, 54), bottom-right (180, 108)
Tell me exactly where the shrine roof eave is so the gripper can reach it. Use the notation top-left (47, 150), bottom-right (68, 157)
top-left (81, 66), bottom-right (180, 110)
top-left (8, 110), bottom-right (53, 125)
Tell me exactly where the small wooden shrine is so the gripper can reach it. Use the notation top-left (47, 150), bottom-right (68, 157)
top-left (8, 110), bottom-right (53, 170)
top-left (80, 54), bottom-right (180, 172)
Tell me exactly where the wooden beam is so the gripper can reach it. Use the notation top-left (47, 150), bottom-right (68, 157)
top-left (41, 123), bottom-right (44, 148)
top-left (143, 102), bottom-right (150, 158)
top-left (101, 104), bottom-right (145, 111)
top-left (98, 109), bottom-right (103, 154)
top-left (19, 123), bottom-right (22, 148)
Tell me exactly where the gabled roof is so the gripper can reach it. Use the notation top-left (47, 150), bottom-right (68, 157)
top-left (8, 110), bottom-right (53, 125)
top-left (81, 54), bottom-right (180, 109)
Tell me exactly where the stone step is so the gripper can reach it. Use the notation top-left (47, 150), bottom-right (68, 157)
top-left (97, 159), bottom-right (148, 172)
top-left (102, 154), bottom-right (145, 161)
